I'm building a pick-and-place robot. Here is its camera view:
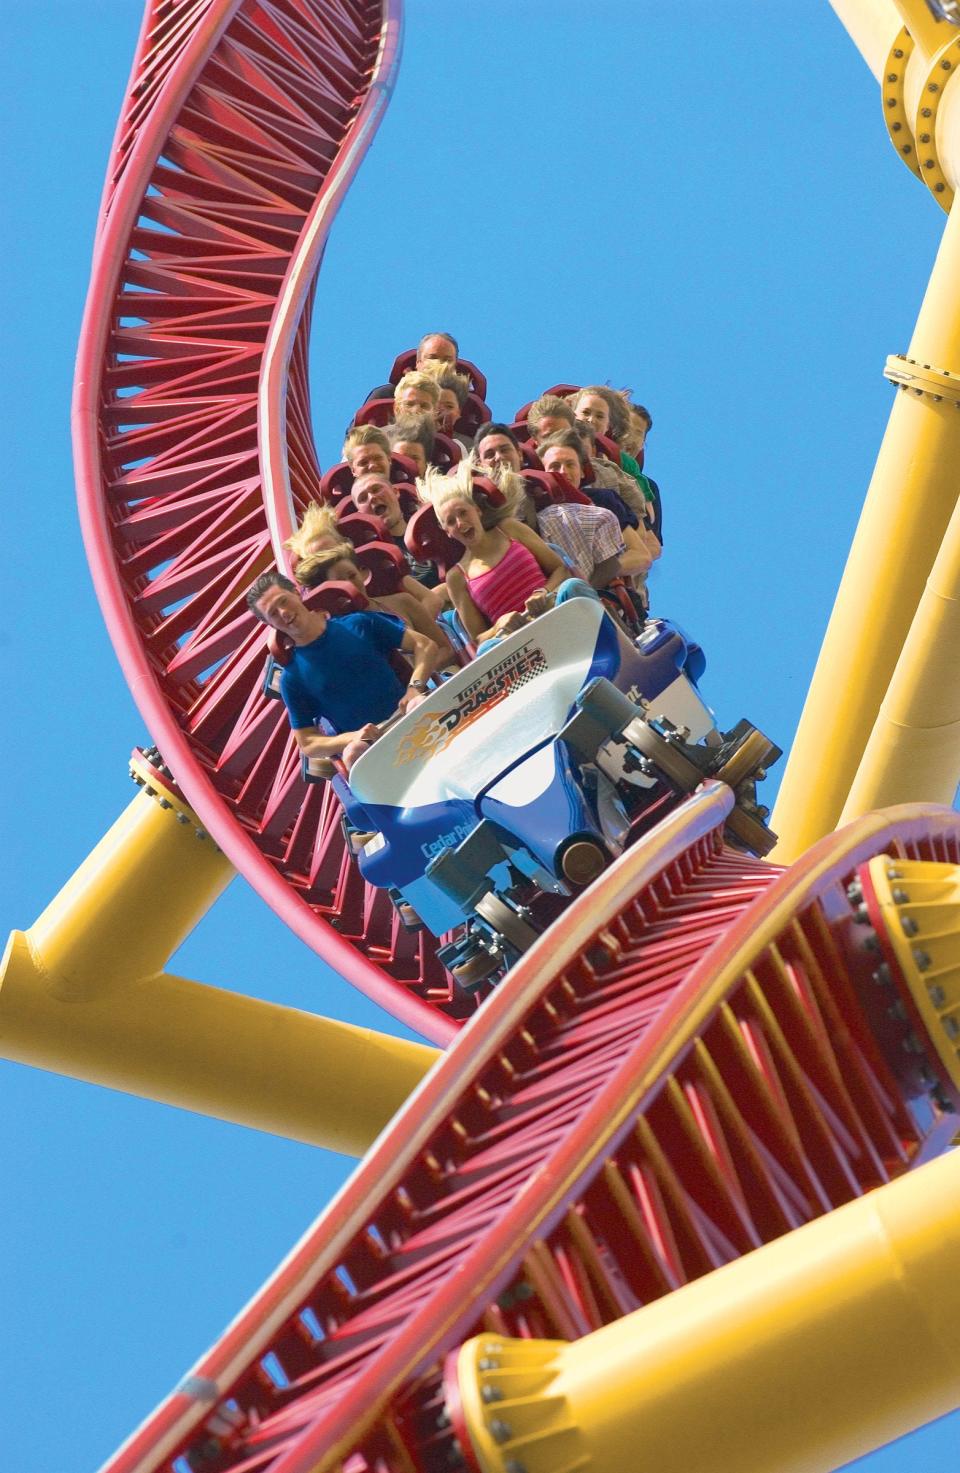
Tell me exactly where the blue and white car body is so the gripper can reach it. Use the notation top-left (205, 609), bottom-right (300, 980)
top-left (344, 600), bottom-right (727, 946)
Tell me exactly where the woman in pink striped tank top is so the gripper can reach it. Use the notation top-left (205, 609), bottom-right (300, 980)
top-left (420, 460), bottom-right (570, 647)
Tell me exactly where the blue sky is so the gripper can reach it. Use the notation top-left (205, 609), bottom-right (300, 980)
top-left (2, 2), bottom-right (958, 1469)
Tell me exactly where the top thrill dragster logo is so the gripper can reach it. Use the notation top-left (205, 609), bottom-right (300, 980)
top-left (394, 640), bottom-right (548, 766)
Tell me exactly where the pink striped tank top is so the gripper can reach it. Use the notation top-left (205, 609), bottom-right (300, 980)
top-left (466, 537), bottom-right (546, 622)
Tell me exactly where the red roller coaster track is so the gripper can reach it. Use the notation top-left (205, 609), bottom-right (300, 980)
top-left (72, 0), bottom-right (467, 1045)
top-left (100, 788), bottom-right (960, 1472)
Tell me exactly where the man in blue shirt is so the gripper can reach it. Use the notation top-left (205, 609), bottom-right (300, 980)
top-left (247, 571), bottom-right (441, 770)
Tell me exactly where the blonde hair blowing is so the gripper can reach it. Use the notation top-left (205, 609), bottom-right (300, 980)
top-left (485, 464), bottom-right (526, 505)
top-left (417, 359), bottom-right (471, 406)
top-left (394, 369), bottom-right (440, 408)
top-left (343, 423), bottom-right (390, 461)
top-left (486, 464), bottom-right (537, 527)
top-left (527, 393), bottom-right (575, 430)
top-left (284, 501), bottom-right (340, 559)
top-left (294, 539), bottom-right (358, 589)
top-left (417, 455), bottom-right (520, 528)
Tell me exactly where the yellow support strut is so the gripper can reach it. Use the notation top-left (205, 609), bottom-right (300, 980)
top-left (771, 199), bottom-right (960, 862)
top-left (455, 1147), bottom-right (960, 1473)
top-left (0, 787), bottom-right (437, 1154)
top-left (889, 0), bottom-right (950, 65)
top-left (840, 489), bottom-right (960, 819)
top-left (864, 855), bottom-right (960, 1095)
top-left (827, 0), bottom-right (900, 81)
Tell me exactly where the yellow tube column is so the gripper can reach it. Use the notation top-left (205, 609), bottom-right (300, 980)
top-left (840, 490), bottom-right (960, 818)
top-left (888, 0), bottom-right (950, 65)
top-left (771, 198), bottom-right (960, 861)
top-left (827, 0), bottom-right (901, 81)
top-left (0, 787), bottom-right (437, 1152)
top-left (26, 782), bottom-right (235, 996)
top-left (454, 1148), bottom-right (960, 1473)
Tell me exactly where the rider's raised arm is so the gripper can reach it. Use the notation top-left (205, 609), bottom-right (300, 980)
top-left (641, 524), bottom-right (662, 563)
top-left (398, 627), bottom-right (443, 708)
top-left (619, 524), bottom-right (653, 577)
top-left (394, 590), bottom-right (454, 660)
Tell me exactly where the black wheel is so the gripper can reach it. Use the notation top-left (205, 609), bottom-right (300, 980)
top-left (451, 950), bottom-right (501, 991)
top-left (302, 754), bottom-right (337, 783)
top-left (396, 901), bottom-right (425, 932)
top-left (713, 728), bottom-right (779, 791)
top-left (341, 816), bottom-right (377, 857)
top-left (474, 893), bottom-right (539, 953)
top-left (623, 719), bottom-right (702, 792)
top-left (724, 804), bottom-right (778, 857)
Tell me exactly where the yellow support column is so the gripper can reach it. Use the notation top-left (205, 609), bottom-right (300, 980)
top-left (889, 0), bottom-right (949, 64)
top-left (26, 779), bottom-right (235, 996)
top-left (771, 200), bottom-right (960, 862)
top-left (0, 786), bottom-right (437, 1152)
top-left (827, 0), bottom-right (901, 80)
top-left (840, 492), bottom-right (960, 818)
top-left (862, 855), bottom-right (960, 1093)
top-left (454, 1149), bottom-right (960, 1473)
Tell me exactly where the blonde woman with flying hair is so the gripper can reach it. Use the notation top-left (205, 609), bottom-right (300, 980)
top-left (417, 457), bottom-right (601, 652)
top-left (418, 359), bottom-right (472, 441)
top-left (284, 501), bottom-right (341, 564)
top-left (284, 499), bottom-right (435, 609)
top-left (393, 369), bottom-right (440, 420)
top-left (292, 538), bottom-right (454, 662)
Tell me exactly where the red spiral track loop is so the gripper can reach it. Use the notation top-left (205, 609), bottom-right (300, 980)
top-left (72, 0), bottom-right (470, 1043)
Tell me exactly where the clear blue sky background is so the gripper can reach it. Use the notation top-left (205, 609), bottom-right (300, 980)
top-left (2, 3), bottom-right (958, 1469)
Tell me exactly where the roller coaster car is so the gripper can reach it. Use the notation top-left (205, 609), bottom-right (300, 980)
top-left (346, 599), bottom-right (780, 991)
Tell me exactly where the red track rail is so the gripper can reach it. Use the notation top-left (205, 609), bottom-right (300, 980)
top-left (98, 788), bottom-right (960, 1473)
top-left (72, 0), bottom-right (475, 1045)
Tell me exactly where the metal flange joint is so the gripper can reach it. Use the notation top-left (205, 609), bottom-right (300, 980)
top-left (911, 30), bottom-right (960, 208)
top-left (882, 26), bottom-right (960, 209)
top-left (883, 28), bottom-right (923, 179)
top-left (883, 352), bottom-right (960, 402)
top-left (863, 855), bottom-right (960, 1101)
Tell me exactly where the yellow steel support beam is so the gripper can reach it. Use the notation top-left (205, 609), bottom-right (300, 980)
top-left (828, 0), bottom-right (901, 80)
top-left (865, 855), bottom-right (960, 1093)
top-left (455, 1147), bottom-right (960, 1473)
top-left (27, 780), bottom-right (235, 995)
top-left (890, 0), bottom-right (950, 64)
top-left (0, 790), bottom-right (437, 1153)
top-left (771, 200), bottom-right (960, 862)
top-left (841, 491), bottom-right (960, 818)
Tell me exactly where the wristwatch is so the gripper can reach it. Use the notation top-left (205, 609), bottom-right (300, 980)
top-left (409, 678), bottom-right (429, 693)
